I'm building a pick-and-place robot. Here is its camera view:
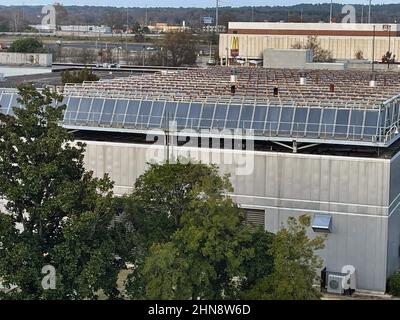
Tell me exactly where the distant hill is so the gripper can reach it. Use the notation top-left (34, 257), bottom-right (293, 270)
top-left (0, 3), bottom-right (399, 32)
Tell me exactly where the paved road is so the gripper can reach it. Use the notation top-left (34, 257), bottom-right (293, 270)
top-left (45, 42), bottom-right (156, 51)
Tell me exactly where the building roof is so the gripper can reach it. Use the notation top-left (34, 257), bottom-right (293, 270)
top-left (2, 67), bottom-right (400, 148)
top-left (228, 22), bottom-right (400, 37)
top-left (63, 67), bottom-right (400, 109)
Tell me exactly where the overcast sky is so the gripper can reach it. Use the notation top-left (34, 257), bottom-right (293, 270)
top-left (1, 1), bottom-right (398, 8)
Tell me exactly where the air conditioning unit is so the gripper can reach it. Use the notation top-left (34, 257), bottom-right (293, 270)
top-left (327, 274), bottom-right (345, 294)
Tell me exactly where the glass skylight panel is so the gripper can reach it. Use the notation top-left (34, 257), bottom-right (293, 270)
top-left (76, 97), bottom-right (93, 123)
top-left (164, 102), bottom-right (177, 124)
top-left (335, 109), bottom-right (350, 137)
top-left (265, 105), bottom-right (280, 134)
top-left (124, 100), bottom-right (140, 127)
top-left (200, 103), bottom-right (215, 129)
top-left (363, 111), bottom-right (379, 139)
top-left (306, 108), bottom-right (322, 137)
top-left (212, 104), bottom-right (227, 129)
top-left (278, 107), bottom-right (294, 136)
top-left (0, 93), bottom-right (11, 115)
top-left (137, 100), bottom-right (152, 128)
top-left (320, 108), bottom-right (337, 138)
top-left (111, 99), bottom-right (128, 127)
top-left (64, 97), bottom-right (80, 123)
top-left (99, 99), bottom-right (116, 125)
top-left (239, 105), bottom-right (254, 130)
top-left (175, 102), bottom-right (189, 128)
top-left (292, 107), bottom-right (308, 137)
top-left (252, 105), bottom-right (267, 133)
top-left (348, 110), bottom-right (364, 139)
top-left (149, 101), bottom-right (165, 128)
top-left (187, 102), bottom-right (202, 129)
top-left (88, 98), bottom-right (104, 124)
top-left (225, 104), bottom-right (240, 130)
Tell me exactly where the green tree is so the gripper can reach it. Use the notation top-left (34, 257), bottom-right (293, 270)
top-left (61, 68), bottom-right (99, 85)
top-left (122, 161), bottom-right (233, 248)
top-left (245, 215), bottom-right (325, 300)
top-left (0, 84), bottom-right (126, 299)
top-left (124, 161), bottom-right (274, 300)
top-left (129, 191), bottom-right (274, 299)
top-left (8, 37), bottom-right (44, 53)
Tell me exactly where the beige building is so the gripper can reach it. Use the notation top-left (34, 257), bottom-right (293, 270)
top-left (147, 22), bottom-right (189, 33)
top-left (219, 22), bottom-right (400, 62)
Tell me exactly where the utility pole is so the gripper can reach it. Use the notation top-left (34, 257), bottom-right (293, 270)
top-left (126, 7), bottom-right (129, 51)
top-left (387, 25), bottom-right (391, 69)
top-left (329, 0), bottom-right (333, 23)
top-left (216, 0), bottom-right (219, 33)
top-left (368, 0), bottom-right (371, 24)
top-left (372, 25), bottom-right (376, 73)
top-left (361, 6), bottom-right (364, 24)
top-left (251, 6), bottom-right (254, 22)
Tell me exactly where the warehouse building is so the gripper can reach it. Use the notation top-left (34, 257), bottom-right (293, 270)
top-left (219, 22), bottom-right (400, 63)
top-left (1, 67), bottom-right (400, 293)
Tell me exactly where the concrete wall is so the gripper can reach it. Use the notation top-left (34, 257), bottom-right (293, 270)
top-left (263, 48), bottom-right (346, 70)
top-left (82, 140), bottom-right (392, 292)
top-left (0, 53), bottom-right (52, 67)
top-left (263, 48), bottom-right (312, 69)
top-left (387, 151), bottom-right (400, 279)
top-left (219, 33), bottom-right (400, 62)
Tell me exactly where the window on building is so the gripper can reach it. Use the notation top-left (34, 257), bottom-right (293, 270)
top-left (312, 214), bottom-right (332, 233)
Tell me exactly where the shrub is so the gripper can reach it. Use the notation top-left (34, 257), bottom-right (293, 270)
top-left (355, 50), bottom-right (364, 60)
top-left (9, 37), bottom-right (44, 53)
top-left (387, 270), bottom-right (400, 296)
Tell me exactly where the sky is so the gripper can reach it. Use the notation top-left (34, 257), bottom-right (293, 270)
top-left (0, 1), bottom-right (399, 8)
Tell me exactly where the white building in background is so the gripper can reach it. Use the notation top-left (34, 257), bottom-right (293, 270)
top-left (59, 25), bottom-right (112, 34)
top-left (29, 24), bottom-right (56, 32)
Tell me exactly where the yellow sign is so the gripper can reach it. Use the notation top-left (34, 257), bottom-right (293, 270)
top-left (231, 36), bottom-right (239, 57)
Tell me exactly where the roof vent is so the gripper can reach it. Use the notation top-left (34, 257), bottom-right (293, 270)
top-left (300, 73), bottom-right (307, 85)
top-left (369, 73), bottom-right (376, 87)
top-left (312, 214), bottom-right (332, 233)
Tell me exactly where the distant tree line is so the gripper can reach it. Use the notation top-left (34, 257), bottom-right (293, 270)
top-left (1, 4), bottom-right (400, 32)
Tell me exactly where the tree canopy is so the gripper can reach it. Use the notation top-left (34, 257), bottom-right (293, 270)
top-left (154, 32), bottom-right (197, 67)
top-left (123, 160), bottom-right (275, 300)
top-left (8, 37), bottom-right (45, 53)
top-left (121, 161), bottom-right (233, 248)
top-left (243, 215), bottom-right (326, 300)
top-left (0, 84), bottom-right (126, 299)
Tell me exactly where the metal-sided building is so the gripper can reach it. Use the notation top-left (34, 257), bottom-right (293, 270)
top-left (1, 67), bottom-right (400, 293)
top-left (219, 22), bottom-right (400, 63)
